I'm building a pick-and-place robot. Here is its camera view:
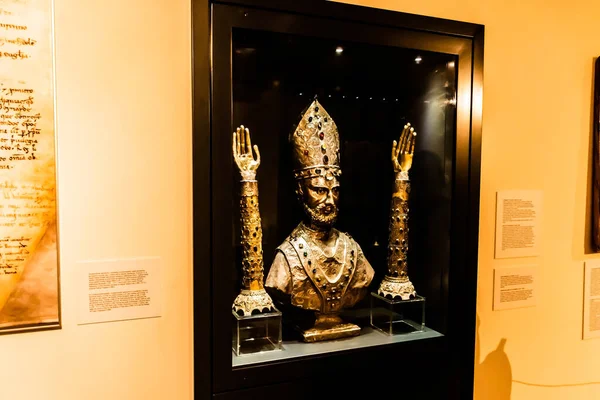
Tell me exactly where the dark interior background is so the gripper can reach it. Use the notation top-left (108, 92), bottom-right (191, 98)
top-left (231, 27), bottom-right (457, 334)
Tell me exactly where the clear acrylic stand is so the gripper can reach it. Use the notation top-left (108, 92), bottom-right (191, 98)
top-left (232, 310), bottom-right (283, 356)
top-left (370, 292), bottom-right (425, 335)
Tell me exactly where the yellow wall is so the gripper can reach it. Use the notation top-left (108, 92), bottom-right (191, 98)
top-left (335, 0), bottom-right (600, 398)
top-left (3, 0), bottom-right (600, 398)
top-left (0, 0), bottom-right (193, 398)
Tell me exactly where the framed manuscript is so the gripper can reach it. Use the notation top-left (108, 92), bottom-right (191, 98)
top-left (0, 0), bottom-right (60, 334)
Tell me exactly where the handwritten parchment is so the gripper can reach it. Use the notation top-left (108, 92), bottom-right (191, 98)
top-left (0, 0), bottom-right (58, 332)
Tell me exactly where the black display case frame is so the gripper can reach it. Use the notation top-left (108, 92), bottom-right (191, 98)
top-left (192, 1), bottom-right (484, 399)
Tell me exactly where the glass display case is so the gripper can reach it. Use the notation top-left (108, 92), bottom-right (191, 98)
top-left (193, 1), bottom-right (483, 399)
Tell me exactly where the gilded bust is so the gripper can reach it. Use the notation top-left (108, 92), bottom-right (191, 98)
top-left (265, 99), bottom-right (374, 342)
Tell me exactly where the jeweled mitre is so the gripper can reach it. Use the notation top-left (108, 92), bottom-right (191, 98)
top-left (291, 100), bottom-right (342, 181)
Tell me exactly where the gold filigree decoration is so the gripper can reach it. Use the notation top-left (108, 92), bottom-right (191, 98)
top-left (232, 126), bottom-right (276, 316)
top-left (377, 276), bottom-right (416, 300)
top-left (232, 289), bottom-right (275, 316)
top-left (378, 123), bottom-right (418, 300)
top-left (291, 99), bottom-right (341, 180)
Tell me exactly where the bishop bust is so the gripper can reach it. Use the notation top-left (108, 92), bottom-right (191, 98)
top-left (265, 99), bottom-right (375, 342)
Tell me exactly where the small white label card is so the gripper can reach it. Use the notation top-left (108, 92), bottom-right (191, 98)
top-left (77, 257), bottom-right (162, 325)
top-left (583, 260), bottom-right (600, 339)
top-left (493, 265), bottom-right (537, 311)
top-left (495, 190), bottom-right (543, 259)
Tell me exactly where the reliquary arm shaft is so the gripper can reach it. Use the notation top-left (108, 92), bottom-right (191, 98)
top-left (232, 126), bottom-right (276, 316)
top-left (378, 123), bottom-right (417, 300)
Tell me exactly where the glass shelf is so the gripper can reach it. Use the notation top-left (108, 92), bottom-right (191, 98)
top-left (232, 325), bottom-right (442, 367)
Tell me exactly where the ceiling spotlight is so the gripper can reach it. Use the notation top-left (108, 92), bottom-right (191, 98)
top-left (415, 56), bottom-right (422, 64)
top-left (335, 46), bottom-right (344, 54)
top-left (299, 92), bottom-right (303, 96)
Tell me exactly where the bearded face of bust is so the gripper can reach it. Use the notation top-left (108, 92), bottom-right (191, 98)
top-left (296, 175), bottom-right (340, 229)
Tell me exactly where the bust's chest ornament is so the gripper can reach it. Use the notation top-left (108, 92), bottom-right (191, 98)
top-left (289, 231), bottom-right (358, 313)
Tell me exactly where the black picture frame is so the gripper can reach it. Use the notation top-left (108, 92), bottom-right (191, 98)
top-left (192, 1), bottom-right (484, 399)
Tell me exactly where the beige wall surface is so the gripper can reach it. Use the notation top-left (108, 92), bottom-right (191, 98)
top-left (335, 0), bottom-right (600, 399)
top-left (3, 0), bottom-right (600, 398)
top-left (0, 0), bottom-right (193, 399)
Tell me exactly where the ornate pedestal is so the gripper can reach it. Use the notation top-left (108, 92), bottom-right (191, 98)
top-left (232, 310), bottom-right (283, 356)
top-left (370, 292), bottom-right (425, 335)
top-left (300, 313), bottom-right (361, 342)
